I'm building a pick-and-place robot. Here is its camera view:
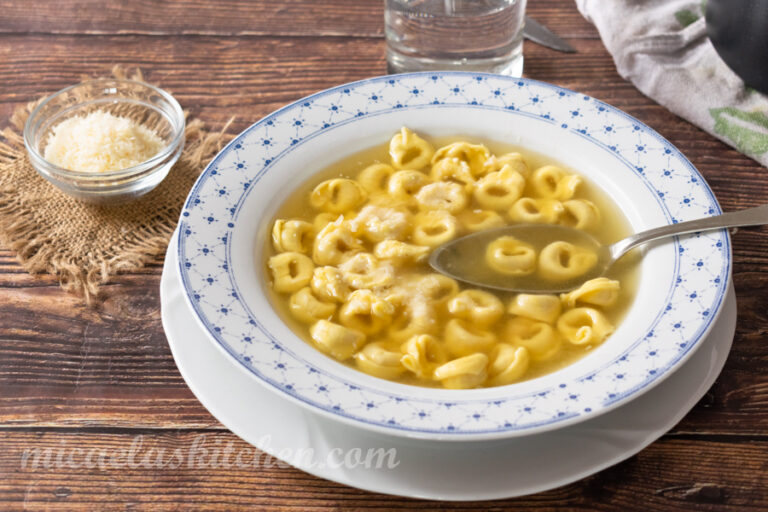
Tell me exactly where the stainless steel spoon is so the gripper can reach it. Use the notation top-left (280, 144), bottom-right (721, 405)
top-left (429, 203), bottom-right (768, 294)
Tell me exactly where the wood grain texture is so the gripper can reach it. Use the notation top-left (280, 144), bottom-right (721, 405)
top-left (0, 431), bottom-right (766, 510)
top-left (0, 0), bottom-right (596, 39)
top-left (0, 34), bottom-right (766, 430)
top-left (0, 0), bottom-right (766, 509)
top-left (3, 33), bottom-right (768, 191)
top-left (0, 271), bottom-right (765, 433)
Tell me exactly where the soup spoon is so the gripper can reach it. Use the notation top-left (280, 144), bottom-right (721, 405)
top-left (429, 203), bottom-right (768, 294)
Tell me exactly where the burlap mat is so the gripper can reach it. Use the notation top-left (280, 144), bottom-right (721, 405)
top-left (0, 67), bottom-right (233, 303)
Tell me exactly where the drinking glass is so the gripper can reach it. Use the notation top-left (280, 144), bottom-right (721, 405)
top-left (385, 0), bottom-right (526, 76)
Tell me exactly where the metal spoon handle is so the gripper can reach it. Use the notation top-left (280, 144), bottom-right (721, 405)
top-left (609, 203), bottom-right (768, 260)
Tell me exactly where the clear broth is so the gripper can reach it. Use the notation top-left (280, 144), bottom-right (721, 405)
top-left (265, 135), bottom-right (640, 386)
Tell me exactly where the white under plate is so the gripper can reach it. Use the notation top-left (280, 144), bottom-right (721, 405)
top-left (161, 232), bottom-right (737, 501)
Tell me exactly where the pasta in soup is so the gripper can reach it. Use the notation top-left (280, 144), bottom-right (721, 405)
top-left (265, 128), bottom-right (639, 389)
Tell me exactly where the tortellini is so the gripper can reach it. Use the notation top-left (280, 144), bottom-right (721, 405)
top-left (272, 219), bottom-right (314, 253)
top-left (312, 212), bottom-right (340, 234)
top-left (289, 287), bottom-right (337, 324)
top-left (357, 163), bottom-right (395, 195)
top-left (538, 241), bottom-right (598, 281)
top-left (400, 334), bottom-right (447, 380)
top-left (556, 307), bottom-right (614, 346)
top-left (338, 289), bottom-right (395, 335)
top-left (458, 209), bottom-right (505, 232)
top-left (417, 273), bottom-right (460, 305)
top-left (484, 238), bottom-right (600, 283)
top-left (447, 289), bottom-right (504, 326)
top-left (444, 319), bottom-right (496, 357)
top-left (354, 342), bottom-right (405, 379)
top-left (389, 127), bottom-right (434, 170)
top-left (432, 142), bottom-right (491, 177)
top-left (310, 178), bottom-right (367, 213)
top-left (488, 345), bottom-right (530, 386)
top-left (561, 199), bottom-right (600, 231)
top-left (412, 210), bottom-right (459, 247)
top-left (388, 170), bottom-right (431, 204)
top-left (486, 236), bottom-right (537, 276)
top-left (387, 298), bottom-right (438, 342)
top-left (312, 218), bottom-right (364, 266)
top-left (350, 205), bottom-right (411, 243)
top-left (310, 320), bottom-right (366, 360)
top-left (504, 317), bottom-right (562, 361)
top-left (530, 165), bottom-right (581, 200)
top-left (433, 353), bottom-right (489, 389)
top-left (430, 157), bottom-right (475, 190)
top-left (267, 128), bottom-right (632, 389)
top-left (473, 167), bottom-right (525, 211)
top-left (561, 278), bottom-right (620, 308)
top-left (373, 240), bottom-right (430, 264)
top-left (486, 152), bottom-right (530, 179)
top-left (268, 252), bottom-right (315, 293)
top-left (509, 198), bottom-right (564, 224)
top-left (311, 266), bottom-right (350, 303)
top-left (508, 294), bottom-right (562, 324)
top-left (415, 182), bottom-right (468, 213)
top-left (338, 253), bottom-right (395, 289)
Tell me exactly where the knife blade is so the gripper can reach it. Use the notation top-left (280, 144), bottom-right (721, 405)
top-left (523, 16), bottom-right (577, 53)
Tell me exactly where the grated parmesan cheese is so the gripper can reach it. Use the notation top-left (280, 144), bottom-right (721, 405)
top-left (44, 110), bottom-right (165, 173)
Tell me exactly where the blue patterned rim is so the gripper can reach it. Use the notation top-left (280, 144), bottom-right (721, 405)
top-left (176, 72), bottom-right (730, 438)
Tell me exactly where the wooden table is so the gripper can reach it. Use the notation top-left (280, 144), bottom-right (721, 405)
top-left (1, 1), bottom-right (766, 509)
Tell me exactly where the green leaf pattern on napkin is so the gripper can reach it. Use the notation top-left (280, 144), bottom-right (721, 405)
top-left (675, 9), bottom-right (699, 27)
top-left (710, 107), bottom-right (768, 156)
top-left (675, 1), bottom-right (707, 27)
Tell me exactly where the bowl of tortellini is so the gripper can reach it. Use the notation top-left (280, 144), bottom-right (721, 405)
top-left (176, 72), bottom-right (731, 440)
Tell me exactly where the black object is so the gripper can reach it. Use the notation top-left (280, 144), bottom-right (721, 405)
top-left (706, 0), bottom-right (768, 95)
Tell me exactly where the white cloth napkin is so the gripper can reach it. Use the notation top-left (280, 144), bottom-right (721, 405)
top-left (576, 0), bottom-right (768, 167)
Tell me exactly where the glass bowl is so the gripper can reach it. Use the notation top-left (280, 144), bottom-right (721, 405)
top-left (23, 78), bottom-right (185, 203)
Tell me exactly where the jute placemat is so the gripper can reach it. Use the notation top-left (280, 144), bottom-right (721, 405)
top-left (0, 66), bottom-right (232, 303)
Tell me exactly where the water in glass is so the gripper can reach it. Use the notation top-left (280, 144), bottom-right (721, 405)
top-left (385, 0), bottom-right (526, 76)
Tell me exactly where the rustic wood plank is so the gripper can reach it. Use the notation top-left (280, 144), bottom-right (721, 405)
top-left (0, 34), bottom-right (384, 132)
top-left (0, 245), bottom-right (765, 432)
top-left (0, 431), bottom-right (764, 510)
top-left (0, 32), bottom-right (766, 436)
top-left (0, 0), bottom-right (596, 39)
top-left (0, 3), bottom-right (766, 506)
top-left (2, 33), bottom-right (768, 198)
top-left (0, 0), bottom-right (385, 37)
